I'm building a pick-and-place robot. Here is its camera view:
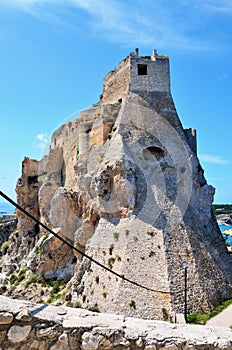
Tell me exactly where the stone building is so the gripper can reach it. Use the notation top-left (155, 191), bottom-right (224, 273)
top-left (14, 49), bottom-right (232, 320)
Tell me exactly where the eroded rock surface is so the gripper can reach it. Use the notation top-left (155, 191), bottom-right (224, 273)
top-left (1, 49), bottom-right (232, 321)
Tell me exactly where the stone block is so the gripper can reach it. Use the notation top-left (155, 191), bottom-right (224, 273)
top-left (7, 325), bottom-right (31, 343)
top-left (0, 312), bottom-right (13, 325)
top-left (16, 307), bottom-right (32, 322)
top-left (175, 313), bottom-right (186, 324)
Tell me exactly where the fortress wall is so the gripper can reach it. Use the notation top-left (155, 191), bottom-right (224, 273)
top-left (184, 128), bottom-right (197, 154)
top-left (129, 56), bottom-right (170, 94)
top-left (102, 57), bottom-right (130, 104)
top-left (0, 296), bottom-right (231, 350)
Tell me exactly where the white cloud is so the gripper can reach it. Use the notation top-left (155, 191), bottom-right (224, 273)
top-left (0, 0), bottom-right (231, 50)
top-left (201, 0), bottom-right (232, 14)
top-left (36, 133), bottom-right (47, 142)
top-left (199, 154), bottom-right (230, 165)
top-left (35, 133), bottom-right (49, 149)
top-left (0, 0), bottom-right (53, 7)
top-left (181, 0), bottom-right (232, 13)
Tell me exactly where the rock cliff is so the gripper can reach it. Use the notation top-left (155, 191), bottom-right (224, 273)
top-left (1, 49), bottom-right (232, 321)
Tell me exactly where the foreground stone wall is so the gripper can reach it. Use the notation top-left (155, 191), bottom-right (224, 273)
top-left (0, 296), bottom-right (232, 350)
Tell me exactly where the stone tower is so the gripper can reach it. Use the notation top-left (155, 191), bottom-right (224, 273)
top-left (16, 49), bottom-right (232, 320)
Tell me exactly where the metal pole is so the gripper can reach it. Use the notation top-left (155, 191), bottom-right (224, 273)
top-left (182, 261), bottom-right (188, 322)
top-left (184, 267), bottom-right (187, 322)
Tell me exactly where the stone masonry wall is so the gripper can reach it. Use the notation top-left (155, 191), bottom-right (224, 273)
top-left (129, 56), bottom-right (170, 94)
top-left (101, 53), bottom-right (170, 104)
top-left (0, 296), bottom-right (232, 350)
top-left (102, 57), bottom-right (130, 104)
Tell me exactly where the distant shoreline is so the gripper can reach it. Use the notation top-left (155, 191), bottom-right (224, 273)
top-left (0, 201), bottom-right (15, 217)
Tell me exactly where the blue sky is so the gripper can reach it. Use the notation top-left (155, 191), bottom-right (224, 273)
top-left (0, 0), bottom-right (231, 204)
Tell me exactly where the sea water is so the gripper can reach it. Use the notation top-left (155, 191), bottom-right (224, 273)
top-left (0, 201), bottom-right (15, 217)
top-left (219, 224), bottom-right (232, 232)
top-left (220, 225), bottom-right (232, 246)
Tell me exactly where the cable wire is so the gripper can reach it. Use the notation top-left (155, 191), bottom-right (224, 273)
top-left (0, 190), bottom-right (181, 295)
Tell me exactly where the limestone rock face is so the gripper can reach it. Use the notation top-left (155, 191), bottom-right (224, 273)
top-left (7, 49), bottom-right (232, 320)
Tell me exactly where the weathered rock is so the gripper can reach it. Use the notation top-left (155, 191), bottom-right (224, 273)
top-left (4, 48), bottom-right (231, 321)
top-left (50, 332), bottom-right (69, 350)
top-left (15, 307), bottom-right (32, 322)
top-left (0, 219), bottom-right (17, 247)
top-left (27, 230), bottom-right (76, 280)
top-left (0, 311), bottom-right (13, 325)
top-left (7, 325), bottom-right (31, 343)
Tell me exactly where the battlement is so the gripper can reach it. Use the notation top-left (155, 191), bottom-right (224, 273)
top-left (101, 49), bottom-right (170, 104)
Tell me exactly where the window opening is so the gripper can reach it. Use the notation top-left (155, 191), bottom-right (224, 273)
top-left (138, 64), bottom-right (147, 75)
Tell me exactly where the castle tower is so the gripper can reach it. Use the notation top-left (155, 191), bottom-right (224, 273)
top-left (71, 49), bottom-right (232, 320)
top-left (101, 49), bottom-right (170, 104)
top-left (15, 49), bottom-right (232, 321)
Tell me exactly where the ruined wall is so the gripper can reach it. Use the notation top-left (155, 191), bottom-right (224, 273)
top-left (79, 103), bottom-right (121, 157)
top-left (16, 157), bottom-right (40, 238)
top-left (50, 118), bottom-right (80, 188)
top-left (101, 57), bottom-right (130, 104)
top-left (184, 128), bottom-right (197, 154)
top-left (0, 296), bottom-right (232, 350)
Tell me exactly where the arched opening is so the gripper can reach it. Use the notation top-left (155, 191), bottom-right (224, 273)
top-left (143, 146), bottom-right (165, 161)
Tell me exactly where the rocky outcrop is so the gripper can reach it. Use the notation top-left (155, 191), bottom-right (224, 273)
top-left (1, 49), bottom-right (232, 321)
top-left (0, 219), bottom-right (17, 248)
top-left (0, 296), bottom-right (232, 350)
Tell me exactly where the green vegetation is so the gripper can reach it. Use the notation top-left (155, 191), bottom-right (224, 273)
top-left (66, 301), bottom-right (82, 308)
top-left (16, 268), bottom-right (28, 284)
top-left (113, 232), bottom-right (119, 240)
top-left (108, 257), bottom-right (115, 269)
top-left (88, 303), bottom-right (100, 313)
top-left (109, 244), bottom-right (114, 255)
top-left (102, 291), bottom-right (107, 298)
top-left (46, 280), bottom-right (66, 303)
top-left (212, 204), bottom-right (232, 216)
top-left (24, 274), bottom-right (67, 303)
top-left (34, 244), bottom-right (43, 257)
top-left (97, 153), bottom-right (105, 163)
top-left (25, 273), bottom-right (39, 288)
top-left (9, 274), bottom-right (17, 285)
top-left (129, 300), bottom-right (136, 310)
top-left (187, 299), bottom-right (232, 324)
top-left (9, 268), bottom-right (28, 286)
top-left (1, 241), bottom-right (9, 255)
top-left (0, 285), bottom-right (7, 294)
top-left (41, 234), bottom-right (49, 243)
top-left (48, 279), bottom-right (65, 294)
top-left (162, 307), bottom-right (169, 321)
